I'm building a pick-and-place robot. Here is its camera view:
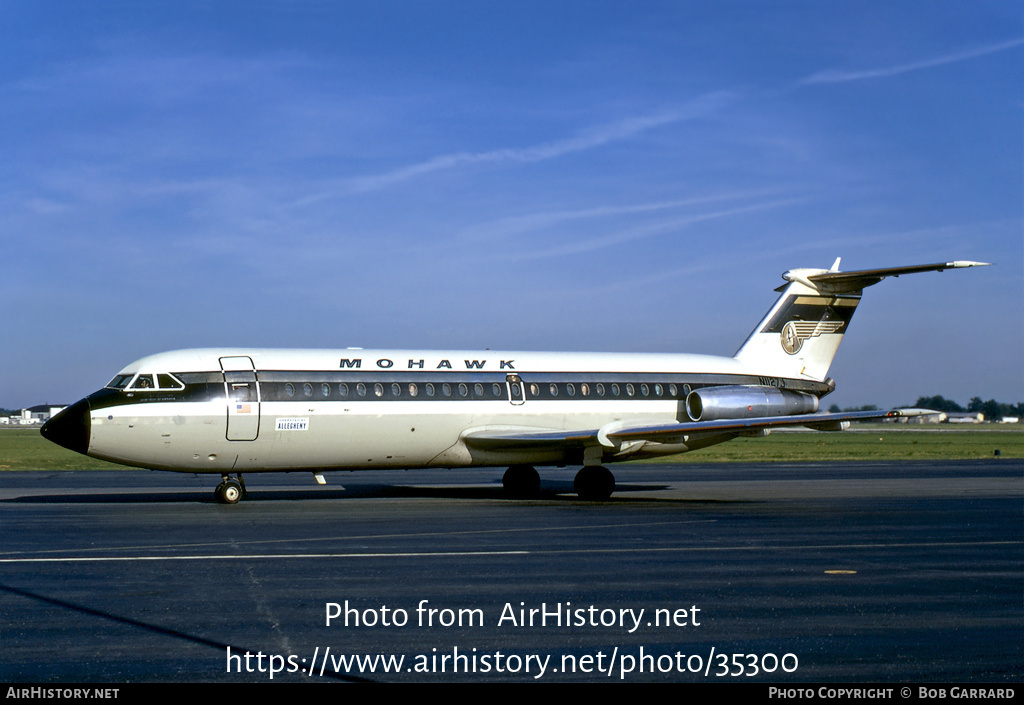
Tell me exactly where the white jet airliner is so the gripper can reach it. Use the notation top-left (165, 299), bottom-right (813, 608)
top-left (41, 259), bottom-right (987, 503)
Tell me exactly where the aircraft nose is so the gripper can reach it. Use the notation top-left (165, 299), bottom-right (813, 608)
top-left (40, 398), bottom-right (91, 455)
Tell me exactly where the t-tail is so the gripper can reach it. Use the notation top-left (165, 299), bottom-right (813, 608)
top-left (733, 259), bottom-right (989, 382)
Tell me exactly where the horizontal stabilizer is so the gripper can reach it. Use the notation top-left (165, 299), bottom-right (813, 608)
top-left (792, 260), bottom-right (990, 294)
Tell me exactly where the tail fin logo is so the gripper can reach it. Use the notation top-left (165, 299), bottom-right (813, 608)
top-left (780, 320), bottom-right (846, 355)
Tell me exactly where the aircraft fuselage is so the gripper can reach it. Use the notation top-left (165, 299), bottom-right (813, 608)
top-left (50, 348), bottom-right (825, 475)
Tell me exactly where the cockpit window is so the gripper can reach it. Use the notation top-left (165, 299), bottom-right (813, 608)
top-left (112, 373), bottom-right (186, 391)
top-left (157, 374), bottom-right (185, 390)
top-left (107, 374), bottom-right (134, 389)
top-left (131, 374), bottom-right (155, 389)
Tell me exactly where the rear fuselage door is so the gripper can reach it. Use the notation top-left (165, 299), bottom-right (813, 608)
top-left (220, 356), bottom-right (260, 441)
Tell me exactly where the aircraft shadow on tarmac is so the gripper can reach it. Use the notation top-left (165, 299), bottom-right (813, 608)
top-left (1, 481), bottom-right (743, 505)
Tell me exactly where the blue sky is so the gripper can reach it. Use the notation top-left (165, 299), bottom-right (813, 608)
top-left (3, 1), bottom-right (1021, 410)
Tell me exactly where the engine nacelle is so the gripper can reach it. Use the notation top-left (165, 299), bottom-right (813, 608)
top-left (685, 385), bottom-right (819, 422)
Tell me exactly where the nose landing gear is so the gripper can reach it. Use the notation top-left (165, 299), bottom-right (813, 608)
top-left (214, 474), bottom-right (248, 504)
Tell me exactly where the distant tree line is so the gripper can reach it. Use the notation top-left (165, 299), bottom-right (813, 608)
top-left (909, 396), bottom-right (1024, 420)
top-left (828, 404), bottom-right (879, 412)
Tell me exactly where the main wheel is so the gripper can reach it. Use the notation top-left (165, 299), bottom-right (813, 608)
top-left (502, 464), bottom-right (540, 498)
top-left (574, 466), bottom-right (615, 500)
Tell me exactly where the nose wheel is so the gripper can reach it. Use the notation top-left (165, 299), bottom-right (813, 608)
top-left (214, 474), bottom-right (247, 504)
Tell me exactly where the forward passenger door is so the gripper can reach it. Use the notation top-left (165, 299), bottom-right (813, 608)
top-left (220, 356), bottom-right (260, 441)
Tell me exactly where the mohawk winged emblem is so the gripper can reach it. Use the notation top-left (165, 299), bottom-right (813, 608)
top-left (780, 320), bottom-right (846, 355)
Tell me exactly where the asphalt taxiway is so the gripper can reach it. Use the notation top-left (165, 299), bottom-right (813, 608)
top-left (1, 460), bottom-right (1021, 683)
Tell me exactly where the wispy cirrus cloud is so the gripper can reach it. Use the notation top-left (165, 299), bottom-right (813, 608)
top-left (460, 188), bottom-right (792, 242)
top-left (508, 196), bottom-right (805, 261)
top-left (343, 92), bottom-right (736, 192)
top-left (799, 37), bottom-right (1024, 85)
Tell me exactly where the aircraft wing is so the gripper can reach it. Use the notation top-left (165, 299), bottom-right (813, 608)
top-left (461, 408), bottom-right (935, 452)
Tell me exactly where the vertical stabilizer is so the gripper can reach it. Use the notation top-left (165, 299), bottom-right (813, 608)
top-left (733, 278), bottom-right (859, 381)
top-left (733, 260), bottom-right (989, 381)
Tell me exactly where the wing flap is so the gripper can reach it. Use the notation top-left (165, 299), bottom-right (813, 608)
top-left (462, 426), bottom-right (598, 451)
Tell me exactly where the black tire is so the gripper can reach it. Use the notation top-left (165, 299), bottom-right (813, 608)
top-left (502, 464), bottom-right (540, 498)
top-left (574, 466), bottom-right (615, 500)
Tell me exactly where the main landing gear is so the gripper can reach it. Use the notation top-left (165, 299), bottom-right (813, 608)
top-left (214, 474), bottom-right (248, 504)
top-left (501, 464), bottom-right (616, 500)
top-left (502, 464), bottom-right (540, 498)
top-left (573, 466), bottom-right (615, 500)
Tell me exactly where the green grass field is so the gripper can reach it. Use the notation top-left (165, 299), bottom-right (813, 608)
top-left (1, 424), bottom-right (1020, 472)
top-left (0, 429), bottom-right (132, 471)
top-left (637, 425), bottom-right (1023, 463)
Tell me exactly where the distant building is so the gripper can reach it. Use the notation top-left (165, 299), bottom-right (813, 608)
top-left (0, 405), bottom-right (66, 426)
